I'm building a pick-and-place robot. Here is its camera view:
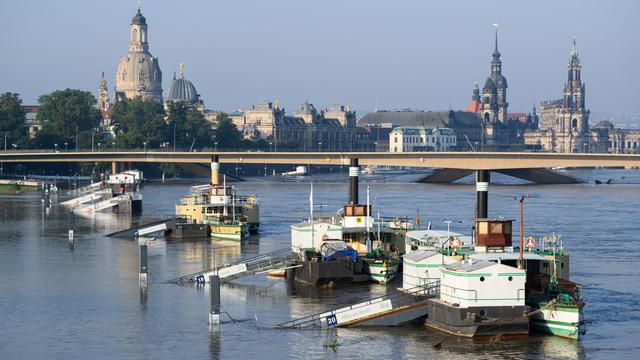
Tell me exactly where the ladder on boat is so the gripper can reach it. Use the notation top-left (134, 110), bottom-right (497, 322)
top-left (276, 281), bottom-right (440, 329)
top-left (168, 247), bottom-right (294, 284)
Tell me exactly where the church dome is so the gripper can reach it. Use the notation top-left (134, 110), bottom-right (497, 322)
top-left (296, 100), bottom-right (316, 116)
top-left (595, 120), bottom-right (614, 130)
top-left (167, 77), bottom-right (199, 102)
top-left (132, 9), bottom-right (146, 25)
top-left (115, 53), bottom-right (163, 101)
top-left (484, 77), bottom-right (496, 90)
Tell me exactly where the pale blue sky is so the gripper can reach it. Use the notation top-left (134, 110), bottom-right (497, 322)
top-left (1, 0), bottom-right (638, 118)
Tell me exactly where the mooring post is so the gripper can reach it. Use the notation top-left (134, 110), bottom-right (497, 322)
top-left (211, 155), bottom-right (220, 185)
top-left (68, 206), bottom-right (75, 247)
top-left (137, 232), bottom-right (148, 287)
top-left (476, 170), bottom-right (490, 219)
top-left (209, 274), bottom-right (221, 326)
top-left (349, 158), bottom-right (359, 204)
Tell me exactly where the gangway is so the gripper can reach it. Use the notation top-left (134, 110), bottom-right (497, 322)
top-left (168, 247), bottom-right (294, 284)
top-left (68, 181), bottom-right (103, 196)
top-left (105, 218), bottom-right (176, 238)
top-left (276, 281), bottom-right (440, 329)
top-left (60, 189), bottom-right (110, 207)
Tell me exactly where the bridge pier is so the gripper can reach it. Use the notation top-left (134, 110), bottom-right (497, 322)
top-left (476, 170), bottom-right (490, 219)
top-left (111, 161), bottom-right (117, 175)
top-left (349, 158), bottom-right (359, 204)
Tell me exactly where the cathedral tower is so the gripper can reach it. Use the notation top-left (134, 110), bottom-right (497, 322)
top-left (114, 5), bottom-right (163, 102)
top-left (563, 37), bottom-right (588, 134)
top-left (481, 28), bottom-right (508, 123)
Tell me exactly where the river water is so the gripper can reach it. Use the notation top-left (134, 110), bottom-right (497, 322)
top-left (1, 169), bottom-right (639, 359)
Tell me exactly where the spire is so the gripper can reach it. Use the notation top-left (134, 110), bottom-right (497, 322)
top-left (532, 100), bottom-right (536, 115)
top-left (570, 35), bottom-right (578, 57)
top-left (137, 0), bottom-right (142, 12)
top-left (179, 63), bottom-right (185, 79)
top-left (492, 23), bottom-right (500, 59)
top-left (472, 82), bottom-right (480, 101)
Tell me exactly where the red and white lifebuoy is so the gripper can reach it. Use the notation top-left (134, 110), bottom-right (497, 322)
top-left (393, 217), bottom-right (401, 227)
top-left (526, 236), bottom-right (536, 249)
top-left (450, 237), bottom-right (462, 250)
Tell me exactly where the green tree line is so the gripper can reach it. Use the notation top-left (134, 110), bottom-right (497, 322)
top-left (0, 89), bottom-right (298, 152)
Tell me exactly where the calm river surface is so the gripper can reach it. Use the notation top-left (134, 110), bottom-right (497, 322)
top-left (1, 169), bottom-right (639, 359)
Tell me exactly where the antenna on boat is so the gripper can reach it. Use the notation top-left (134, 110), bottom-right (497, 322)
top-left (310, 182), bottom-right (314, 249)
top-left (517, 193), bottom-right (528, 270)
top-left (366, 185), bottom-right (371, 253)
top-left (222, 175), bottom-right (227, 217)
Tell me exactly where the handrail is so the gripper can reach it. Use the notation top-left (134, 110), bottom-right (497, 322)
top-left (277, 281), bottom-right (440, 329)
top-left (168, 247), bottom-right (292, 283)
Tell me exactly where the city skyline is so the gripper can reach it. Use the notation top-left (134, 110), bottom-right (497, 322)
top-left (1, 0), bottom-right (638, 118)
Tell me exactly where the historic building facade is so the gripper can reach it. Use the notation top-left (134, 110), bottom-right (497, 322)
top-left (229, 100), bottom-right (370, 151)
top-left (388, 127), bottom-right (456, 152)
top-left (525, 39), bottom-right (591, 153)
top-left (114, 7), bottom-right (163, 102)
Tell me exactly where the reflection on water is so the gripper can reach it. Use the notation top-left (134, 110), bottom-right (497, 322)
top-left (1, 169), bottom-right (639, 359)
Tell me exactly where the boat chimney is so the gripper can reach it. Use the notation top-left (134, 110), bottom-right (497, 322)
top-left (349, 158), bottom-right (359, 204)
top-left (211, 155), bottom-right (220, 185)
top-left (475, 170), bottom-right (489, 219)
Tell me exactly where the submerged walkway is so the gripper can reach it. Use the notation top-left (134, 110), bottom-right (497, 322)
top-left (168, 247), bottom-right (294, 284)
top-left (277, 282), bottom-right (440, 329)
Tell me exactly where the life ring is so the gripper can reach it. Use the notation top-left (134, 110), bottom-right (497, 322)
top-left (449, 237), bottom-right (462, 249)
top-left (526, 236), bottom-right (536, 249)
top-left (393, 217), bottom-right (401, 227)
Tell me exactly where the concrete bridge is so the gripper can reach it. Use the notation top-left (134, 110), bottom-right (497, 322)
top-left (1, 150), bottom-right (639, 183)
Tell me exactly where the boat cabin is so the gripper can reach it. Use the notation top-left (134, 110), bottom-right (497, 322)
top-left (341, 204), bottom-right (373, 229)
top-left (440, 259), bottom-right (525, 309)
top-left (402, 250), bottom-right (456, 290)
top-left (474, 219), bottom-right (513, 252)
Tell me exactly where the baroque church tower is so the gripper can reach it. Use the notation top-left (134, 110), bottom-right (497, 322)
top-left (98, 71), bottom-right (110, 113)
top-left (563, 38), bottom-right (588, 135)
top-left (114, 5), bottom-right (163, 102)
top-left (481, 28), bottom-right (508, 123)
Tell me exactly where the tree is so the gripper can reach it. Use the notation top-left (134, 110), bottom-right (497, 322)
top-left (35, 89), bottom-right (100, 149)
top-left (0, 92), bottom-right (28, 148)
top-left (110, 96), bottom-right (167, 148)
top-left (213, 114), bottom-right (242, 149)
top-left (166, 101), bottom-right (211, 150)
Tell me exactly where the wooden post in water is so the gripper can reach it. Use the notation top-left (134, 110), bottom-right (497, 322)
top-left (209, 275), bottom-right (221, 326)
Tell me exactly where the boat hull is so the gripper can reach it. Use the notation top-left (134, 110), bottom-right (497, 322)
top-left (530, 303), bottom-right (585, 340)
top-left (210, 224), bottom-right (249, 241)
top-left (367, 261), bottom-right (398, 284)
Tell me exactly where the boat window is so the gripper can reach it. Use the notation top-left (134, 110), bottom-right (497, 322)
top-left (478, 222), bottom-right (489, 235)
top-left (504, 222), bottom-right (512, 234)
top-left (480, 276), bottom-right (485, 282)
top-left (490, 222), bottom-right (503, 234)
top-left (508, 276), bottom-right (513, 281)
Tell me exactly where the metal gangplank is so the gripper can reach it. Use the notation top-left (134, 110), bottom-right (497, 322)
top-left (277, 281), bottom-right (440, 329)
top-left (105, 218), bottom-right (176, 238)
top-left (67, 181), bottom-right (103, 196)
top-left (168, 248), bottom-right (294, 284)
top-left (60, 189), bottom-right (110, 207)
